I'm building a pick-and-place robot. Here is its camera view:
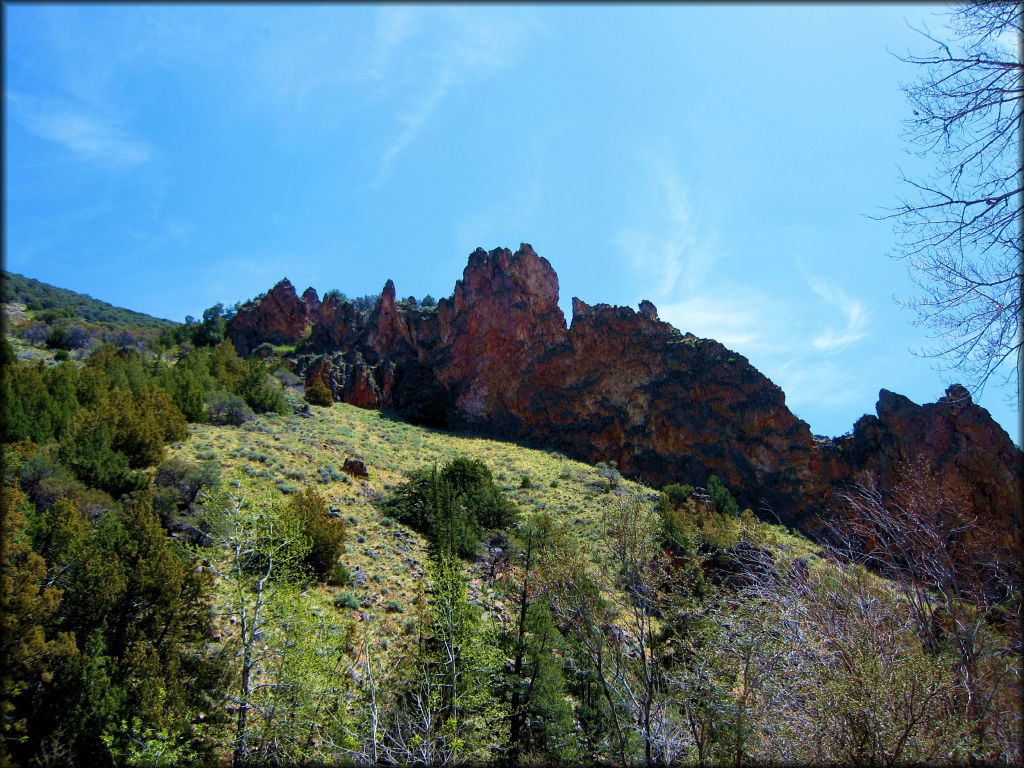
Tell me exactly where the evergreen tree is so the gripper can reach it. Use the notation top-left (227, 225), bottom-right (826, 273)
top-left (237, 357), bottom-right (288, 415)
top-left (381, 457), bottom-right (519, 558)
top-left (498, 514), bottom-right (575, 763)
top-left (707, 475), bottom-right (739, 516)
top-left (2, 489), bottom-right (222, 766)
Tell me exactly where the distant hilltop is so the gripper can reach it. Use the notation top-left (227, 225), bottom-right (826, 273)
top-left (226, 244), bottom-right (1022, 539)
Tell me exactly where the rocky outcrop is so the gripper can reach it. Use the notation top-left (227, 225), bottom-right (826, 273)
top-left (227, 245), bottom-right (1021, 534)
top-left (814, 385), bottom-right (1022, 532)
top-left (228, 278), bottom-right (316, 356)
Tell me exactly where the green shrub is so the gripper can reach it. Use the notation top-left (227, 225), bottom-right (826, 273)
top-left (520, 475), bottom-right (533, 489)
top-left (287, 487), bottom-right (347, 580)
top-left (596, 461), bottom-right (622, 488)
top-left (707, 474), bottom-right (739, 516)
top-left (54, 349), bottom-right (70, 361)
top-left (273, 367), bottom-right (303, 389)
top-left (154, 457), bottom-right (219, 509)
top-left (381, 456), bottom-right (519, 559)
top-left (384, 599), bottom-right (404, 614)
top-left (58, 415), bottom-right (148, 498)
top-left (44, 326), bottom-right (70, 350)
top-left (335, 592), bottom-right (359, 610)
top-left (304, 377), bottom-right (334, 407)
top-left (328, 562), bottom-right (352, 587)
top-left (205, 390), bottom-right (254, 425)
top-left (238, 357), bottom-right (288, 414)
top-left (662, 483), bottom-right (694, 508)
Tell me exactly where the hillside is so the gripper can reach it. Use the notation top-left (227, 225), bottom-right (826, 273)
top-left (225, 245), bottom-right (1022, 541)
top-left (2, 268), bottom-right (1020, 767)
top-left (166, 397), bottom-right (824, 621)
top-left (2, 271), bottom-right (177, 360)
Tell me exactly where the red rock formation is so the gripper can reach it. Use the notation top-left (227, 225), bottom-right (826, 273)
top-left (228, 278), bottom-right (314, 356)
top-left (226, 245), bottom-right (1021, 534)
top-left (301, 286), bottom-right (321, 316)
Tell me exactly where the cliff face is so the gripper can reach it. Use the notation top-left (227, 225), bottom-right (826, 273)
top-left (227, 245), bottom-right (1021, 532)
top-left (229, 278), bottom-right (317, 356)
top-left (814, 385), bottom-right (1022, 532)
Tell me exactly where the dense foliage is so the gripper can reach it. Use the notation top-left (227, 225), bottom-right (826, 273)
top-left (304, 376), bottom-right (334, 407)
top-left (3, 272), bottom-right (177, 332)
top-left (381, 457), bottom-right (519, 558)
top-left (4, 272), bottom-right (177, 354)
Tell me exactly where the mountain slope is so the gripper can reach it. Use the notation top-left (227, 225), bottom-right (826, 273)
top-left (2, 272), bottom-right (177, 330)
top-left (165, 395), bottom-right (824, 625)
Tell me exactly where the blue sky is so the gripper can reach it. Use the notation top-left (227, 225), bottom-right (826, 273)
top-left (4, 3), bottom-right (1019, 444)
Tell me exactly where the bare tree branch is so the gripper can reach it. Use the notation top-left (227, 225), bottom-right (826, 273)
top-left (880, 1), bottom-right (1023, 401)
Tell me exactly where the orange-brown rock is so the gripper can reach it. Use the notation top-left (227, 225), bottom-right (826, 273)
top-left (228, 278), bottom-right (315, 356)
top-left (226, 245), bottom-right (1021, 535)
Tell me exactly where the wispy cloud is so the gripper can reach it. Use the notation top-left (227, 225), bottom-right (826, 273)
top-left (800, 263), bottom-right (871, 351)
top-left (368, 7), bottom-right (541, 188)
top-left (658, 292), bottom-right (771, 350)
top-left (371, 67), bottom-right (456, 189)
top-left (8, 91), bottom-right (151, 168)
top-left (616, 157), bottom-right (720, 297)
top-left (364, 7), bottom-right (419, 83)
top-left (615, 154), bottom-right (878, 427)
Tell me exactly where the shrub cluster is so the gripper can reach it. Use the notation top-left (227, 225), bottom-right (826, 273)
top-left (656, 476), bottom-right (741, 556)
top-left (304, 376), bottom-right (334, 407)
top-left (286, 487), bottom-right (347, 580)
top-left (381, 456), bottom-right (519, 558)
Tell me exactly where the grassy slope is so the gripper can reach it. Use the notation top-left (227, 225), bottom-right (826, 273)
top-left (168, 395), bottom-right (826, 634)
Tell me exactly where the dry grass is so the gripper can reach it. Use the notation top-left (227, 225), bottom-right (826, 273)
top-left (169, 394), bottom-right (826, 635)
top-left (168, 398), bottom-right (659, 625)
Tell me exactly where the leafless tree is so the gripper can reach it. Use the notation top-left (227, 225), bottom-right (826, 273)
top-left (832, 458), bottom-right (1023, 762)
top-left (884, 1), bottom-right (1022, 401)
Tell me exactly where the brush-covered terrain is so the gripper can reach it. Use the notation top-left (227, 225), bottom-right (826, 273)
top-left (2, 277), bottom-right (1020, 767)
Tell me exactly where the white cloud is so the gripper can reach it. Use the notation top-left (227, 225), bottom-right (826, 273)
top-left (614, 157), bottom-right (879, 430)
top-left (658, 293), bottom-right (769, 350)
top-left (368, 7), bottom-right (541, 188)
top-left (799, 263), bottom-right (871, 351)
top-left (8, 91), bottom-right (151, 168)
top-left (616, 158), bottom-right (720, 298)
top-left (365, 7), bottom-right (419, 82)
top-left (371, 67), bottom-right (456, 189)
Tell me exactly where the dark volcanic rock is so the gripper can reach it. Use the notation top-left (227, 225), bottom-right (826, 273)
top-left (226, 245), bottom-right (1021, 536)
top-left (343, 457), bottom-right (369, 478)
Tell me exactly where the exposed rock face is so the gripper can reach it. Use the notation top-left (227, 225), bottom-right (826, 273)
top-left (228, 279), bottom-right (315, 356)
top-left (227, 245), bottom-right (1021, 534)
top-left (814, 385), bottom-right (1022, 532)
